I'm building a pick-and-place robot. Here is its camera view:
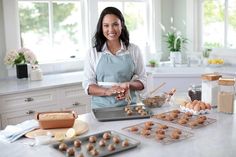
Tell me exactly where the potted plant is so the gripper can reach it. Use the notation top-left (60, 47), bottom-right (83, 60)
top-left (149, 60), bottom-right (157, 67)
top-left (161, 18), bottom-right (188, 64)
top-left (4, 48), bottom-right (38, 79)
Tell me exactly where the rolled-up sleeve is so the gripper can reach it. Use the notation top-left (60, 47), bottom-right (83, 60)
top-left (131, 45), bottom-right (147, 91)
top-left (82, 49), bottom-right (97, 95)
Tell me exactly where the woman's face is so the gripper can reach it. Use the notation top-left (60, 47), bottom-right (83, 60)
top-left (102, 14), bottom-right (122, 42)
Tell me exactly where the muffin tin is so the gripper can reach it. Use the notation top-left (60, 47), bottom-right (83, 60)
top-left (122, 121), bottom-right (193, 144)
top-left (152, 109), bottom-right (216, 129)
top-left (51, 130), bottom-right (140, 157)
top-left (92, 105), bottom-right (152, 121)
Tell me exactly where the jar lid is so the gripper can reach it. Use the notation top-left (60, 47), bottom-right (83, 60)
top-left (218, 78), bottom-right (235, 86)
top-left (201, 73), bottom-right (222, 81)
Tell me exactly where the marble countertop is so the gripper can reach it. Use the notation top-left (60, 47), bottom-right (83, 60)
top-left (0, 105), bottom-right (235, 157)
top-left (147, 65), bottom-right (236, 77)
top-left (0, 72), bottom-right (84, 96)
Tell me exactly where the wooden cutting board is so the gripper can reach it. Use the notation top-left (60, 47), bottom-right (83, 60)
top-left (25, 119), bottom-right (88, 139)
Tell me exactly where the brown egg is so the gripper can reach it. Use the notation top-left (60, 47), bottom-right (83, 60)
top-left (193, 103), bottom-right (200, 111)
top-left (189, 103), bottom-right (194, 109)
top-left (156, 133), bottom-right (165, 140)
top-left (122, 139), bottom-right (129, 147)
top-left (74, 140), bottom-right (82, 148)
top-left (99, 139), bottom-right (106, 147)
top-left (58, 143), bottom-right (67, 151)
top-left (107, 144), bottom-right (116, 151)
top-left (199, 102), bottom-right (206, 110)
top-left (86, 143), bottom-right (94, 151)
top-left (113, 136), bottom-right (120, 144)
top-left (192, 100), bottom-right (198, 105)
top-left (66, 148), bottom-right (75, 156)
top-left (205, 103), bottom-right (211, 110)
top-left (89, 136), bottom-right (97, 143)
top-left (103, 132), bottom-right (111, 140)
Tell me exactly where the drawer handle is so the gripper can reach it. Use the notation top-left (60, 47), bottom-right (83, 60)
top-left (26, 110), bottom-right (35, 115)
top-left (25, 97), bottom-right (34, 102)
top-left (73, 102), bottom-right (80, 106)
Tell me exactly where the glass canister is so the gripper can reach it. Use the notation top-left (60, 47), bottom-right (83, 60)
top-left (188, 84), bottom-right (201, 101)
top-left (217, 78), bottom-right (235, 113)
top-left (201, 73), bottom-right (221, 107)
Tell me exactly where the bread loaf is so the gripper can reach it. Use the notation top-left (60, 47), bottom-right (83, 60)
top-left (39, 112), bottom-right (74, 120)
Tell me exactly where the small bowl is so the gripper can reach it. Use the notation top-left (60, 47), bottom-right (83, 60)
top-left (142, 95), bottom-right (166, 108)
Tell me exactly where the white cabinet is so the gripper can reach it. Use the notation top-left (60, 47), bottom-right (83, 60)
top-left (0, 83), bottom-right (91, 129)
top-left (58, 85), bottom-right (91, 115)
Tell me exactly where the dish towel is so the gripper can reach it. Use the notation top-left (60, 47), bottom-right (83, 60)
top-left (0, 119), bottom-right (39, 143)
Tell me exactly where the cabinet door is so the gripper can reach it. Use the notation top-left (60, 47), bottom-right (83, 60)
top-left (0, 89), bottom-right (58, 112)
top-left (58, 85), bottom-right (91, 114)
top-left (1, 105), bottom-right (60, 129)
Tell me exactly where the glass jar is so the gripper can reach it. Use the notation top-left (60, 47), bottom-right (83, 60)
top-left (201, 73), bottom-right (221, 107)
top-left (217, 78), bottom-right (235, 113)
top-left (188, 84), bottom-right (201, 101)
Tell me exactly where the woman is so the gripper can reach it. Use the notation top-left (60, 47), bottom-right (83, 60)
top-left (83, 7), bottom-right (147, 108)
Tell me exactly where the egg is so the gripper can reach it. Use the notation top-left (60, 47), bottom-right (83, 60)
top-left (193, 103), bottom-right (200, 111)
top-left (199, 102), bottom-right (206, 110)
top-left (186, 102), bottom-right (191, 108)
top-left (205, 103), bottom-right (211, 110)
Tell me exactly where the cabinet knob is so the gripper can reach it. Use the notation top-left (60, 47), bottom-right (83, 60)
top-left (73, 102), bottom-right (80, 106)
top-left (26, 110), bottom-right (35, 115)
top-left (25, 97), bottom-right (34, 102)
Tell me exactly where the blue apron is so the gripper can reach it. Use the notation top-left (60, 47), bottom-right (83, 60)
top-left (91, 52), bottom-right (137, 108)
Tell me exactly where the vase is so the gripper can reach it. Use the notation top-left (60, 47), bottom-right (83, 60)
top-left (170, 51), bottom-right (182, 64)
top-left (16, 64), bottom-right (28, 79)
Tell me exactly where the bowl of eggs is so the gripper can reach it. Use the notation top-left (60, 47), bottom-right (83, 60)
top-left (180, 100), bottom-right (211, 115)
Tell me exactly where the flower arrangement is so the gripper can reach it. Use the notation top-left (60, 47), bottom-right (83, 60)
top-left (160, 18), bottom-right (188, 52)
top-left (4, 48), bottom-right (38, 66)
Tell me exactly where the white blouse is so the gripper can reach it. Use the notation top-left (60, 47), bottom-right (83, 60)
top-left (82, 41), bottom-right (147, 95)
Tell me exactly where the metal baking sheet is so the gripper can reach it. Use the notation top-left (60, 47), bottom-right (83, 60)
top-left (123, 121), bottom-right (194, 145)
top-left (92, 105), bottom-right (152, 121)
top-left (152, 110), bottom-right (216, 129)
top-left (51, 130), bottom-right (140, 157)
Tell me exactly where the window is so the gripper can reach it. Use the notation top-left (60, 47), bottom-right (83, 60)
top-left (202, 0), bottom-right (236, 49)
top-left (18, 1), bottom-right (82, 63)
top-left (98, 0), bottom-right (148, 50)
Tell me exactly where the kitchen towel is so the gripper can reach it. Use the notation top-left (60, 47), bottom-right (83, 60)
top-left (0, 119), bottom-right (39, 143)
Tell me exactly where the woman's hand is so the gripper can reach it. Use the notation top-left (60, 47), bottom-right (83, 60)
top-left (115, 82), bottom-right (130, 100)
top-left (104, 85), bottom-right (125, 97)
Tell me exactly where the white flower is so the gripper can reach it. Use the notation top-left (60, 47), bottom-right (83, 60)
top-left (4, 50), bottom-right (18, 65)
top-left (4, 48), bottom-right (38, 66)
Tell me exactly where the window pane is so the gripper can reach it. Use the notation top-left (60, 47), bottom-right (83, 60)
top-left (203, 0), bottom-right (225, 48)
top-left (18, 2), bottom-right (50, 62)
top-left (18, 1), bottom-right (81, 63)
top-left (98, 1), bottom-right (147, 48)
top-left (227, 0), bottom-right (236, 48)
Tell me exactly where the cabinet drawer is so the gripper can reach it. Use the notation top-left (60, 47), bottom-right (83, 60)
top-left (0, 89), bottom-right (57, 112)
top-left (1, 105), bottom-right (60, 129)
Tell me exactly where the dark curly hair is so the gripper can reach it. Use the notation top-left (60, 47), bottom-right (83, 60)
top-left (93, 7), bottom-right (130, 52)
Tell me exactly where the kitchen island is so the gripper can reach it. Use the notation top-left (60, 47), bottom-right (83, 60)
top-left (0, 105), bottom-right (235, 157)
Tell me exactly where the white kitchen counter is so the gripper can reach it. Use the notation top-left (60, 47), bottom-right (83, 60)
top-left (0, 105), bottom-right (235, 157)
top-left (0, 72), bottom-right (84, 96)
